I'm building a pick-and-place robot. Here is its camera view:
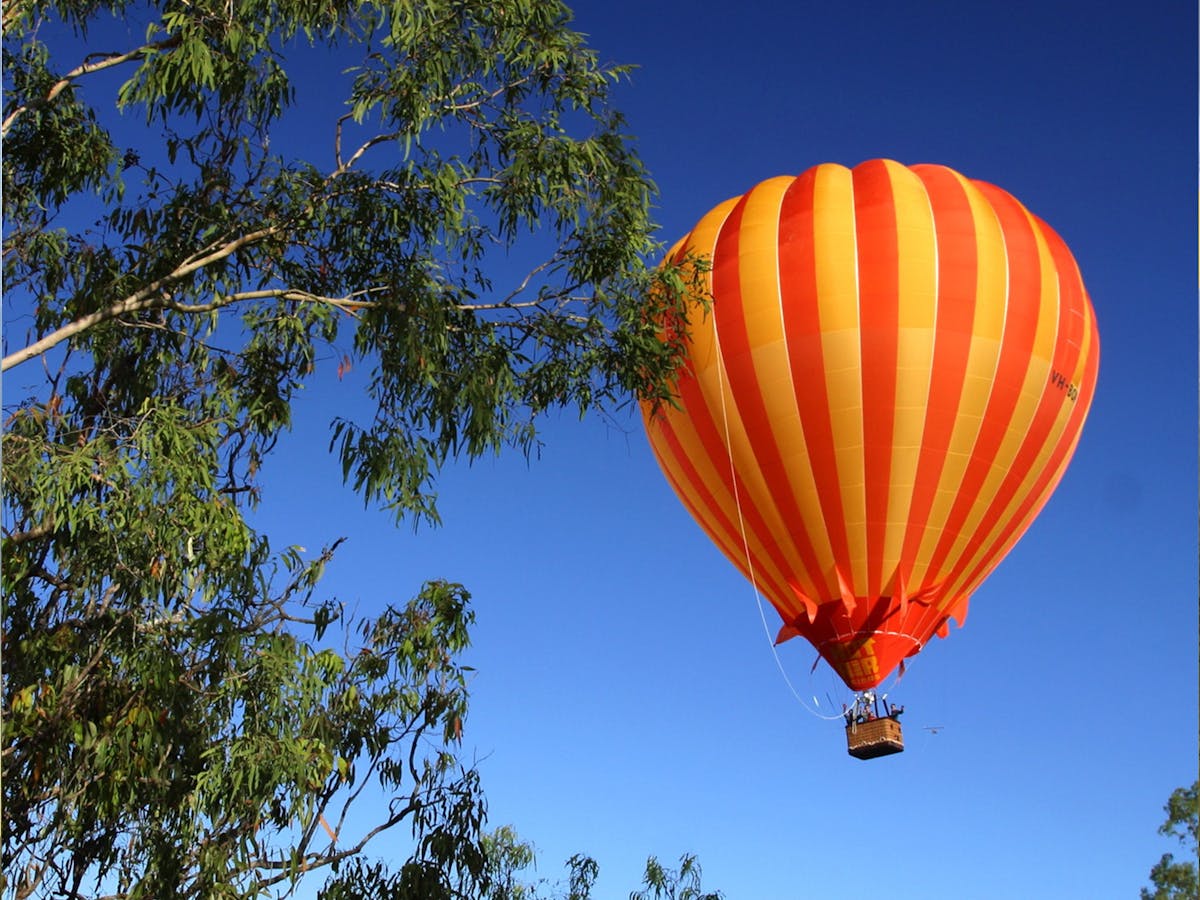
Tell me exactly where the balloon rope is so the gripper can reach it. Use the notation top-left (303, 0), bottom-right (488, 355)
top-left (711, 324), bottom-right (845, 722)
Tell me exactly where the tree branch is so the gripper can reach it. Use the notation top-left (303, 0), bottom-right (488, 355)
top-left (1, 227), bottom-right (283, 372)
top-left (252, 798), bottom-right (420, 891)
top-left (3, 520), bottom-right (55, 546)
top-left (1, 36), bottom-right (182, 139)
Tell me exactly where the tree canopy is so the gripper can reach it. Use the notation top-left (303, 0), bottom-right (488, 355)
top-left (463, 834), bottom-right (721, 900)
top-left (1, 0), bottom-right (704, 896)
top-left (1141, 781), bottom-right (1199, 900)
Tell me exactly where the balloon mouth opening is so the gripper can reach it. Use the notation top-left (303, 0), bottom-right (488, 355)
top-left (776, 589), bottom-right (965, 691)
top-left (815, 631), bottom-right (924, 692)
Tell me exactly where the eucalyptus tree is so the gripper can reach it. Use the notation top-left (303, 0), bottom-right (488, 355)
top-left (1, 0), bottom-right (702, 896)
top-left (1142, 782), bottom-right (1199, 900)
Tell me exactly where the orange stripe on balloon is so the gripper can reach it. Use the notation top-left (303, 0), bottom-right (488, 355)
top-left (944, 187), bottom-right (1061, 582)
top-left (703, 190), bottom-right (821, 610)
top-left (777, 166), bottom-right (852, 600)
top-left (911, 176), bottom-right (1007, 589)
top-left (667, 198), bottom-right (822, 622)
top-left (880, 162), bottom-right (937, 595)
top-left (712, 177), bottom-right (830, 602)
top-left (648, 377), bottom-right (804, 612)
top-left (948, 220), bottom-right (1099, 599)
top-left (814, 164), bottom-right (869, 595)
top-left (940, 200), bottom-right (1072, 595)
top-left (852, 159), bottom-right (901, 600)
top-left (923, 179), bottom-right (1043, 590)
top-left (898, 164), bottom-right (978, 596)
top-left (643, 197), bottom-right (798, 609)
top-left (952, 336), bottom-right (1097, 601)
top-left (649, 410), bottom-right (797, 608)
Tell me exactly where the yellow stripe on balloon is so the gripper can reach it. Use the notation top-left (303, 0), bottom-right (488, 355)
top-left (812, 163), bottom-right (868, 593)
top-left (734, 176), bottom-right (835, 598)
top-left (942, 200), bottom-right (1061, 578)
top-left (949, 278), bottom-right (1098, 601)
top-left (882, 160), bottom-right (937, 591)
top-left (910, 171), bottom-right (1006, 588)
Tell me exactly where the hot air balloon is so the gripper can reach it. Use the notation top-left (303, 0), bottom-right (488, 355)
top-left (641, 160), bottom-right (1098, 756)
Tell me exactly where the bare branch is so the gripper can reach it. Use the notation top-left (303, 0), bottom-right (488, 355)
top-left (157, 287), bottom-right (385, 316)
top-left (1, 36), bottom-right (182, 138)
top-left (1, 0), bottom-right (33, 35)
top-left (2, 226), bottom-right (282, 372)
top-left (333, 68), bottom-right (532, 173)
top-left (339, 131), bottom-right (402, 174)
top-left (3, 520), bottom-right (55, 546)
top-left (252, 798), bottom-right (420, 891)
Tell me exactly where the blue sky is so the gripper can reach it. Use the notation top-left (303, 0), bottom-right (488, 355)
top-left (249, 1), bottom-right (1198, 896)
top-left (8, 0), bottom-right (1195, 896)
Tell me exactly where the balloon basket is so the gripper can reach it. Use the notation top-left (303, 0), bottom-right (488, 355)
top-left (845, 717), bottom-right (904, 760)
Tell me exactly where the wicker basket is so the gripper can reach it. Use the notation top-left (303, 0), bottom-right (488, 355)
top-left (845, 716), bottom-right (904, 760)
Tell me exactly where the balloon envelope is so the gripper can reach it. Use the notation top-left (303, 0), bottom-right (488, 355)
top-left (642, 160), bottom-right (1099, 690)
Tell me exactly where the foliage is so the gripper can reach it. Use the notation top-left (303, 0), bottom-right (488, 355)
top-left (1141, 781), bottom-right (1199, 900)
top-left (479, 825), bottom-right (542, 900)
top-left (472, 827), bottom-right (598, 900)
top-left (1, 0), bottom-right (705, 896)
top-left (465, 832), bottom-right (716, 900)
top-left (629, 854), bottom-right (722, 900)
